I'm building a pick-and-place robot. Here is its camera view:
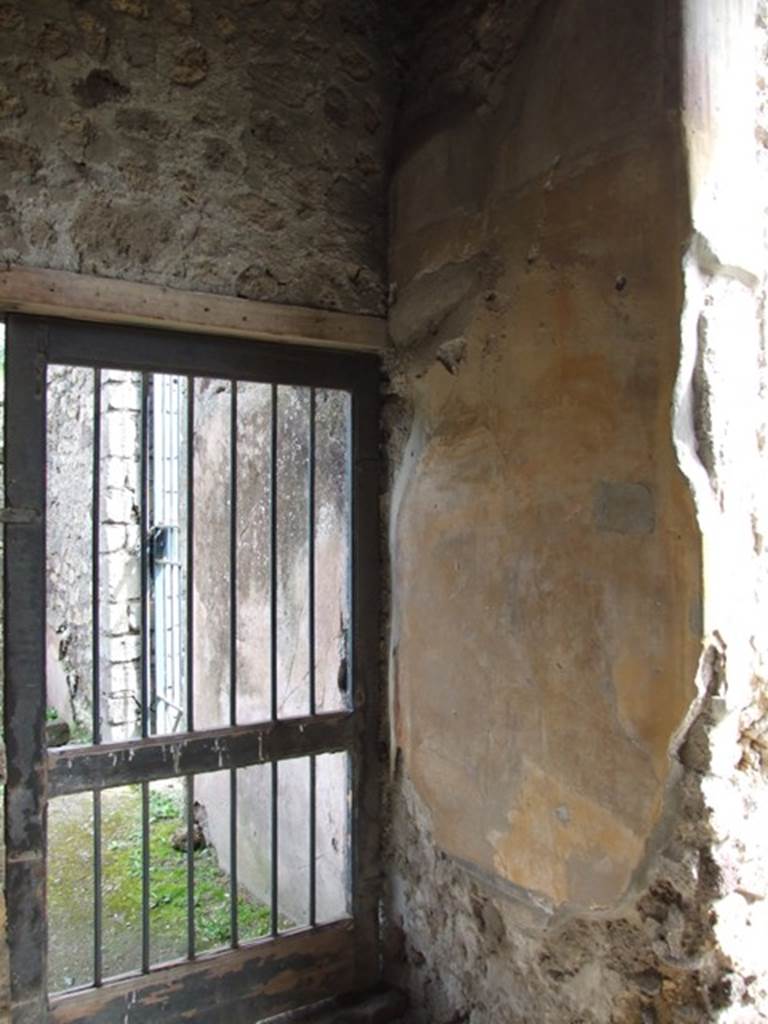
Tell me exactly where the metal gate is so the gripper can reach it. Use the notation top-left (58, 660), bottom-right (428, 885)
top-left (3, 315), bottom-right (380, 1024)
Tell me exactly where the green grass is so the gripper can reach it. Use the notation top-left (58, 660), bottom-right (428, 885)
top-left (48, 783), bottom-right (271, 991)
top-left (110, 787), bottom-right (270, 949)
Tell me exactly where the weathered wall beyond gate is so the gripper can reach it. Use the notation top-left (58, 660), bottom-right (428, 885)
top-left (192, 381), bottom-right (350, 925)
top-left (0, 0), bottom-right (391, 314)
top-left (383, 1), bottom-right (765, 1021)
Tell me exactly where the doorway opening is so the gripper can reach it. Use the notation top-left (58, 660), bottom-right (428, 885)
top-left (2, 315), bottom-right (381, 1023)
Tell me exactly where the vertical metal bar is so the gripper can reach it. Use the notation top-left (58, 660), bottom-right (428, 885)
top-left (229, 381), bottom-right (238, 947)
top-left (309, 757), bottom-right (317, 928)
top-left (3, 317), bottom-right (48, 1017)
top-left (92, 367), bottom-right (103, 986)
top-left (308, 388), bottom-right (317, 926)
top-left (92, 368), bottom-right (102, 745)
top-left (270, 384), bottom-right (278, 722)
top-left (92, 792), bottom-right (103, 987)
top-left (186, 375), bottom-right (195, 960)
top-left (308, 388), bottom-right (316, 718)
top-left (139, 373), bottom-right (151, 973)
top-left (186, 775), bottom-right (195, 960)
top-left (270, 761), bottom-right (278, 937)
top-left (186, 372), bottom-right (195, 733)
top-left (229, 770), bottom-right (238, 948)
top-left (141, 373), bottom-right (150, 740)
top-left (141, 781), bottom-right (150, 973)
top-left (269, 384), bottom-right (279, 936)
top-left (230, 381), bottom-right (238, 728)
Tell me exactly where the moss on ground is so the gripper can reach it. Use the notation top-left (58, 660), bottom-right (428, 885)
top-left (48, 782), bottom-right (269, 992)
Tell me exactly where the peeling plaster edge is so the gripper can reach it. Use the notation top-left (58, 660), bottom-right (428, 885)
top-left (385, 406), bottom-right (428, 776)
top-left (672, 232), bottom-right (727, 543)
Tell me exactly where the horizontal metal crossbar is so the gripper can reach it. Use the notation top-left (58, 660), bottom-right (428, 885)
top-left (39, 317), bottom-right (379, 392)
top-left (47, 712), bottom-right (354, 797)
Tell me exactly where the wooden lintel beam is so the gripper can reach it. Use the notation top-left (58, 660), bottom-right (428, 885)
top-left (47, 712), bottom-right (354, 797)
top-left (0, 265), bottom-right (389, 353)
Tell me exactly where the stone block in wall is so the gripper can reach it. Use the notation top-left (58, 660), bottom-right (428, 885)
top-left (104, 456), bottom-right (137, 491)
top-left (106, 598), bottom-right (140, 637)
top-left (103, 409), bottom-right (139, 459)
top-left (104, 486), bottom-right (137, 525)
top-left (104, 380), bottom-right (141, 412)
top-left (105, 633), bottom-right (140, 665)
top-left (105, 560), bottom-right (139, 605)
top-left (102, 523), bottom-right (126, 554)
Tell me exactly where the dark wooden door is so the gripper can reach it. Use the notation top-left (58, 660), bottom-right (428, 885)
top-left (3, 315), bottom-right (380, 1024)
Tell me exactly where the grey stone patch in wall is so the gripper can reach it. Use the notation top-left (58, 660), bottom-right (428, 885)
top-left (202, 136), bottom-right (240, 173)
top-left (0, 83), bottom-right (24, 119)
top-left (324, 86), bottom-right (350, 127)
top-left (15, 60), bottom-right (55, 96)
top-left (389, 255), bottom-right (498, 351)
top-left (111, 0), bottom-right (150, 19)
top-left (170, 43), bottom-right (209, 86)
top-left (302, 0), bottom-right (326, 23)
top-left (0, 193), bottom-right (23, 255)
top-left (115, 107), bottom-right (171, 141)
top-left (338, 43), bottom-right (373, 83)
top-left (435, 336), bottom-right (466, 375)
top-left (593, 482), bottom-right (655, 535)
top-left (72, 68), bottom-right (130, 109)
top-left (166, 0), bottom-right (194, 28)
top-left (0, 136), bottom-right (41, 179)
top-left (76, 13), bottom-right (110, 62)
top-left (121, 30), bottom-right (156, 69)
top-left (236, 262), bottom-right (288, 303)
top-left (214, 13), bottom-right (237, 40)
top-left (0, 4), bottom-right (22, 31)
top-left (71, 199), bottom-right (175, 274)
top-left (364, 99), bottom-right (381, 134)
top-left (246, 60), bottom-right (315, 110)
top-left (37, 22), bottom-right (71, 62)
top-left (60, 113), bottom-right (95, 154)
top-left (471, 895), bottom-right (506, 949)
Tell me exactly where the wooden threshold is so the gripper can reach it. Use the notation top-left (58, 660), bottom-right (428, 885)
top-left (0, 266), bottom-right (389, 353)
top-left (283, 987), bottom-right (408, 1023)
top-left (48, 921), bottom-right (357, 1024)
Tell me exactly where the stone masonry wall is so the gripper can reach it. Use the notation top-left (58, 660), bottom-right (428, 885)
top-left (47, 369), bottom-right (144, 744)
top-left (0, 0), bottom-right (391, 314)
top-left (381, 1), bottom-right (763, 1021)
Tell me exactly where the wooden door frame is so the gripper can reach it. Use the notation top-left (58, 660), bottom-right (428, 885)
top-left (3, 313), bottom-right (382, 1023)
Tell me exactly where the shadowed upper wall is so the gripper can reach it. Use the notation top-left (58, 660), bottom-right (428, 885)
top-left (387, 0), bottom-right (701, 911)
top-left (0, 0), bottom-right (391, 314)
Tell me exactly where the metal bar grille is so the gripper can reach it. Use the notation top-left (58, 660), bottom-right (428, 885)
top-left (92, 367), bottom-right (103, 988)
top-left (269, 384), bottom-right (279, 937)
top-left (229, 382), bottom-right (239, 948)
top-left (308, 387), bottom-right (317, 927)
top-left (3, 314), bottom-right (381, 1024)
top-left (185, 376), bottom-right (196, 962)
top-left (139, 373), bottom-right (151, 976)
